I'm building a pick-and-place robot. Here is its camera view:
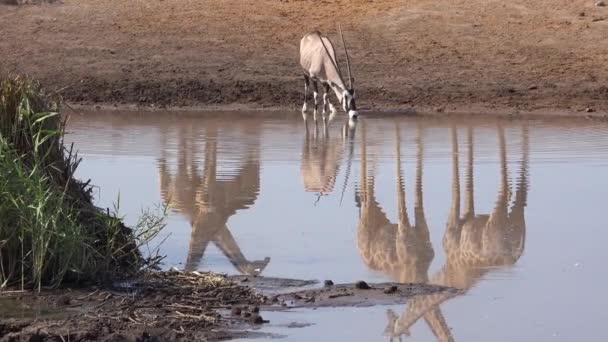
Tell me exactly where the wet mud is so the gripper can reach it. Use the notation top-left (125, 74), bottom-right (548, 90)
top-left (0, 271), bottom-right (266, 341)
top-left (269, 282), bottom-right (458, 309)
top-left (0, 273), bottom-right (450, 341)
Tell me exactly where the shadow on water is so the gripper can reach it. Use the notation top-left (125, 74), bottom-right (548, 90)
top-left (354, 120), bottom-right (529, 341)
top-left (156, 123), bottom-right (270, 276)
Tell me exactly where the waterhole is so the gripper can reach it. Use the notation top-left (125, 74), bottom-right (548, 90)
top-left (62, 110), bottom-right (608, 341)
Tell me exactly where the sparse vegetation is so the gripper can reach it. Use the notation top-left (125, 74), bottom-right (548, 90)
top-left (0, 75), bottom-right (165, 290)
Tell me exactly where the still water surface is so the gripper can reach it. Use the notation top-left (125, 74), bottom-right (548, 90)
top-left (65, 111), bottom-right (608, 341)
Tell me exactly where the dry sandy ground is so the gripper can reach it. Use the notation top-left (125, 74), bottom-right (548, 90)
top-left (1, 0), bottom-right (608, 116)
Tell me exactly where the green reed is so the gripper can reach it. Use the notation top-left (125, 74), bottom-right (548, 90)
top-left (0, 75), bottom-right (165, 290)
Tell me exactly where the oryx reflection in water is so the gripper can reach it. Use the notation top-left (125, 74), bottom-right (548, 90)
top-left (300, 115), bottom-right (358, 203)
top-left (356, 121), bottom-right (529, 341)
top-left (157, 123), bottom-right (270, 276)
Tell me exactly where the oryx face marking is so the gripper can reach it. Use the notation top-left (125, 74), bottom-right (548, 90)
top-left (341, 89), bottom-right (357, 118)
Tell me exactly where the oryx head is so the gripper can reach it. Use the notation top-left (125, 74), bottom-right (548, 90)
top-left (339, 24), bottom-right (358, 119)
top-left (341, 88), bottom-right (357, 119)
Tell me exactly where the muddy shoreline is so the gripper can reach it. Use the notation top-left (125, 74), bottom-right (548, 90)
top-left (0, 271), bottom-right (267, 341)
top-left (55, 78), bottom-right (608, 118)
top-left (0, 272), bottom-right (455, 341)
top-left (68, 102), bottom-right (608, 121)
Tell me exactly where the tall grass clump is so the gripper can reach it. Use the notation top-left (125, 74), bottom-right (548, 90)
top-left (0, 75), bottom-right (164, 290)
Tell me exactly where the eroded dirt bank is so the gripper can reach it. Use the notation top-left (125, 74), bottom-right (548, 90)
top-left (1, 0), bottom-right (608, 115)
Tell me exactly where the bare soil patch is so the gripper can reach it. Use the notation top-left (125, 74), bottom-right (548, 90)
top-left (0, 0), bottom-right (60, 4)
top-left (1, 0), bottom-right (608, 115)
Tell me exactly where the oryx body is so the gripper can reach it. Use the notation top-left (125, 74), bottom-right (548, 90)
top-left (299, 29), bottom-right (358, 120)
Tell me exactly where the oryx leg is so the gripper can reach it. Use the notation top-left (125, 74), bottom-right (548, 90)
top-left (302, 74), bottom-right (310, 114)
top-left (322, 83), bottom-right (330, 116)
top-left (312, 80), bottom-right (319, 122)
top-left (325, 83), bottom-right (337, 115)
top-left (321, 83), bottom-right (330, 127)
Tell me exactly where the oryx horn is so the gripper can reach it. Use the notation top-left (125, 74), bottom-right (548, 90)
top-left (339, 24), bottom-right (353, 90)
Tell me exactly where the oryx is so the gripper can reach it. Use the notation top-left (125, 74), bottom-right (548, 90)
top-left (299, 26), bottom-right (358, 121)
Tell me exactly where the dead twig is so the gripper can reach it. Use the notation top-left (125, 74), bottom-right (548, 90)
top-left (76, 289), bottom-right (99, 300)
top-left (328, 292), bottom-right (353, 299)
top-left (84, 314), bottom-right (119, 321)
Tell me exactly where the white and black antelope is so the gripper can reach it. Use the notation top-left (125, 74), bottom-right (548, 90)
top-left (299, 26), bottom-right (358, 121)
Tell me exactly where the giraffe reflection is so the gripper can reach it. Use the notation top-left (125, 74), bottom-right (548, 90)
top-left (356, 121), bottom-right (434, 284)
top-left (357, 122), bottom-right (529, 341)
top-left (157, 124), bottom-right (270, 276)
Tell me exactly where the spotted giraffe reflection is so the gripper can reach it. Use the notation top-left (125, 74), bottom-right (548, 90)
top-left (383, 123), bottom-right (529, 341)
top-left (356, 121), bottom-right (447, 339)
top-left (356, 121), bottom-right (434, 284)
top-left (157, 124), bottom-right (270, 276)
